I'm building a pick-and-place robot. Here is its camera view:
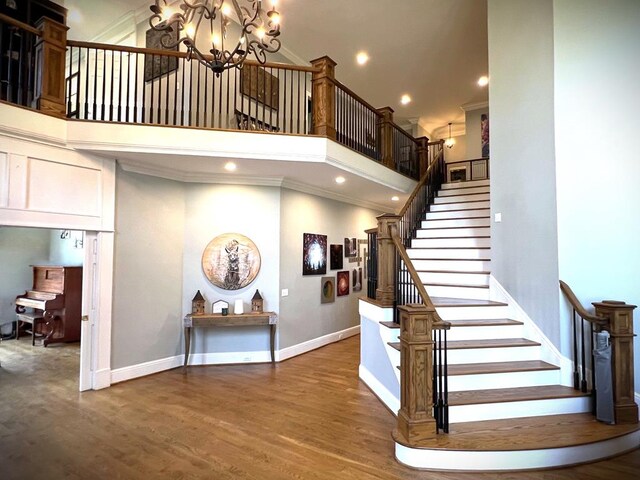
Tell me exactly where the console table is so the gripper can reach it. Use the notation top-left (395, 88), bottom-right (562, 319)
top-left (183, 312), bottom-right (278, 367)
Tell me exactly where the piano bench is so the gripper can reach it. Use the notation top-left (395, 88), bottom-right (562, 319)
top-left (16, 312), bottom-right (44, 347)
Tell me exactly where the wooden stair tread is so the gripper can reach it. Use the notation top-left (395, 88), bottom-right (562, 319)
top-left (426, 207), bottom-right (490, 213)
top-left (448, 318), bottom-right (524, 327)
top-left (448, 360), bottom-right (559, 376)
top-left (403, 413), bottom-right (640, 451)
top-left (419, 225), bottom-right (489, 230)
top-left (380, 321), bottom-right (399, 329)
top-left (448, 385), bottom-right (589, 406)
top-left (433, 199), bottom-right (489, 206)
top-left (388, 342), bottom-right (400, 351)
top-left (437, 191), bottom-right (489, 198)
top-left (424, 216), bottom-right (491, 221)
top-left (447, 338), bottom-right (540, 349)
top-left (417, 235), bottom-right (490, 240)
top-left (431, 297), bottom-right (507, 307)
top-left (425, 282), bottom-right (489, 289)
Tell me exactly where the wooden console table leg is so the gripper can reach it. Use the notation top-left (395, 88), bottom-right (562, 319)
top-left (270, 324), bottom-right (276, 363)
top-left (184, 326), bottom-right (192, 368)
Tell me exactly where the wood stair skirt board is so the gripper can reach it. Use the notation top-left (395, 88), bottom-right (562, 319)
top-left (394, 414), bottom-right (640, 471)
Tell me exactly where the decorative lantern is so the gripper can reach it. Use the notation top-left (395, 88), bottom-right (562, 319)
top-left (192, 290), bottom-right (206, 315)
top-left (251, 289), bottom-right (264, 313)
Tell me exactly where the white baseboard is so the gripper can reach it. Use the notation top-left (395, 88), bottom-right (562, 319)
top-left (93, 368), bottom-right (112, 390)
top-left (109, 325), bottom-right (360, 384)
top-left (489, 275), bottom-right (573, 386)
top-left (111, 355), bottom-right (183, 384)
top-left (278, 325), bottom-right (360, 362)
top-left (359, 364), bottom-right (400, 415)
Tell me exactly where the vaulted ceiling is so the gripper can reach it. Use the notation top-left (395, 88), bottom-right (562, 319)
top-left (62, 0), bottom-right (488, 138)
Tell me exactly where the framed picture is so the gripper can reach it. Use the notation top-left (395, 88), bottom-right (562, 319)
top-left (303, 233), bottom-right (327, 275)
top-left (329, 244), bottom-right (343, 270)
top-left (240, 64), bottom-right (279, 110)
top-left (344, 237), bottom-right (357, 258)
top-left (202, 233), bottom-right (261, 290)
top-left (337, 271), bottom-right (350, 296)
top-left (320, 276), bottom-right (335, 304)
top-left (235, 110), bottom-right (279, 132)
top-left (352, 268), bottom-right (362, 292)
top-left (144, 28), bottom-right (179, 82)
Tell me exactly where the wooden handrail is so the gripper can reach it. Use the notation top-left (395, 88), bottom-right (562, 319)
top-left (331, 78), bottom-right (382, 116)
top-left (390, 121), bottom-right (418, 144)
top-left (559, 280), bottom-right (607, 324)
top-left (447, 157), bottom-right (489, 166)
top-left (389, 228), bottom-right (449, 330)
top-left (66, 39), bottom-right (321, 73)
top-left (0, 13), bottom-right (42, 36)
top-left (398, 146), bottom-right (444, 217)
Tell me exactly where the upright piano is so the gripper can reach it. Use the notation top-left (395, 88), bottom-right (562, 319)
top-left (15, 265), bottom-right (82, 346)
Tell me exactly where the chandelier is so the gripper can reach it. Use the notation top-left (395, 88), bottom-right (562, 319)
top-left (445, 122), bottom-right (455, 149)
top-left (149, 0), bottom-right (282, 76)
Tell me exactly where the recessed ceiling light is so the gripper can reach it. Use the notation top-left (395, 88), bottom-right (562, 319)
top-left (356, 51), bottom-right (369, 65)
top-left (335, 176), bottom-right (346, 184)
top-left (391, 196), bottom-right (400, 202)
top-left (477, 76), bottom-right (489, 87)
top-left (224, 162), bottom-right (237, 171)
top-left (400, 94), bottom-right (411, 105)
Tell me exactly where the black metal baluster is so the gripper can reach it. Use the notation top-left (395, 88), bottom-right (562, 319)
top-left (572, 309), bottom-right (579, 389)
top-left (109, 50), bottom-right (114, 121)
top-left (117, 50), bottom-right (123, 121)
top-left (580, 315), bottom-right (587, 392)
top-left (149, 55), bottom-right (155, 123)
top-left (172, 56), bottom-right (178, 126)
top-left (195, 60), bottom-right (200, 127)
top-left (217, 68), bottom-right (222, 129)
top-left (134, 52), bottom-right (140, 123)
top-left (157, 57), bottom-right (163, 124)
top-left (125, 51), bottom-right (130, 122)
top-left (180, 57), bottom-right (185, 126)
top-left (165, 56), bottom-right (170, 125)
top-left (282, 69), bottom-right (287, 133)
top-left (188, 60), bottom-right (194, 126)
top-left (225, 69), bottom-right (230, 130)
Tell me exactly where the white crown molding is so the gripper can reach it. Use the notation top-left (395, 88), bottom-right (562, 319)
top-left (281, 178), bottom-right (387, 212)
top-left (460, 101), bottom-right (489, 112)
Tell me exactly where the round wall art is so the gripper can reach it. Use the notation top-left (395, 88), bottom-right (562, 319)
top-left (201, 233), bottom-right (261, 290)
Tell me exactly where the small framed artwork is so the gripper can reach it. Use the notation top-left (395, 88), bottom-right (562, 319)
top-left (303, 233), bottom-right (327, 275)
top-left (352, 268), bottom-right (362, 292)
top-left (320, 276), bottom-right (335, 304)
top-left (337, 271), bottom-right (350, 296)
top-left (330, 244), bottom-right (343, 270)
top-left (344, 237), bottom-right (357, 258)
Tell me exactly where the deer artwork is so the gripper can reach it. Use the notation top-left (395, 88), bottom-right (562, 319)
top-left (224, 239), bottom-right (241, 289)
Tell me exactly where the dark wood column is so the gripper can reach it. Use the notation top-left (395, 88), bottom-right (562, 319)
top-left (393, 303), bottom-right (438, 445)
top-left (310, 56), bottom-right (337, 140)
top-left (378, 107), bottom-right (395, 170)
top-left (416, 136), bottom-right (430, 178)
top-left (593, 300), bottom-right (638, 424)
top-left (375, 213), bottom-right (400, 307)
top-left (34, 17), bottom-right (68, 118)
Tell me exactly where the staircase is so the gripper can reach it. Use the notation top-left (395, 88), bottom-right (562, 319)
top-left (359, 178), bottom-right (640, 471)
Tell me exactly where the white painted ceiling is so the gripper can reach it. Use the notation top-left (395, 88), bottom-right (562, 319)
top-left (63, 0), bottom-right (488, 138)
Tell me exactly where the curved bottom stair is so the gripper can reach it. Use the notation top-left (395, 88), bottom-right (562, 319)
top-left (393, 413), bottom-right (640, 471)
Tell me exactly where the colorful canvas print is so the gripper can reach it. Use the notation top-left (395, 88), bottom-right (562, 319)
top-left (481, 113), bottom-right (490, 158)
top-left (303, 233), bottom-right (327, 275)
top-left (337, 271), bottom-right (350, 296)
top-left (330, 244), bottom-right (343, 270)
top-left (320, 276), bottom-right (335, 304)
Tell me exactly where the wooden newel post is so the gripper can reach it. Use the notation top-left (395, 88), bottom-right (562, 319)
top-left (416, 136), bottom-right (430, 178)
top-left (375, 213), bottom-right (400, 307)
top-left (310, 56), bottom-right (337, 140)
top-left (592, 300), bottom-right (638, 424)
top-left (393, 304), bottom-right (438, 445)
top-left (378, 107), bottom-right (395, 169)
top-left (34, 17), bottom-right (68, 118)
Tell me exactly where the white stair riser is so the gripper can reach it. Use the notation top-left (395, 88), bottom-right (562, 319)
top-left (448, 369), bottom-right (561, 392)
top-left (379, 327), bottom-right (400, 344)
top-left (408, 248), bottom-right (490, 260)
top-left (447, 345), bottom-right (541, 364)
top-left (447, 324), bottom-right (524, 341)
top-left (449, 397), bottom-right (592, 424)
top-left (430, 200), bottom-right (490, 212)
top-left (417, 227), bottom-right (491, 238)
top-left (435, 305), bottom-right (511, 321)
top-left (441, 179), bottom-right (490, 190)
top-left (439, 186), bottom-right (490, 197)
top-left (418, 271), bottom-right (490, 286)
top-left (425, 285), bottom-right (490, 300)
top-left (425, 209), bottom-right (490, 220)
top-left (434, 193), bottom-right (490, 204)
top-left (412, 237), bottom-right (490, 248)
top-left (422, 217), bottom-right (490, 229)
top-left (411, 259), bottom-right (491, 272)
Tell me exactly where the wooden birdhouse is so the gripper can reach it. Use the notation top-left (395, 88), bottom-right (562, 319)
top-left (251, 289), bottom-right (263, 313)
top-left (192, 290), bottom-right (206, 315)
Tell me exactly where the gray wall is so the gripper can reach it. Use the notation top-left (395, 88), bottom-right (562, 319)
top-left (553, 0), bottom-right (640, 389)
top-left (49, 230), bottom-right (84, 266)
top-left (279, 189), bottom-right (379, 349)
top-left (112, 167), bottom-right (185, 369)
top-left (0, 227), bottom-right (50, 333)
top-left (182, 184), bottom-right (280, 355)
top-left (488, 0), bottom-right (561, 346)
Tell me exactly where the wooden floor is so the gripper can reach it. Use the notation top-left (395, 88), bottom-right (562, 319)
top-left (1, 335), bottom-right (639, 479)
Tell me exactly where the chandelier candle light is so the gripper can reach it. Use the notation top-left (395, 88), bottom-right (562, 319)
top-left (149, 0), bottom-right (282, 76)
top-left (445, 122), bottom-right (455, 149)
